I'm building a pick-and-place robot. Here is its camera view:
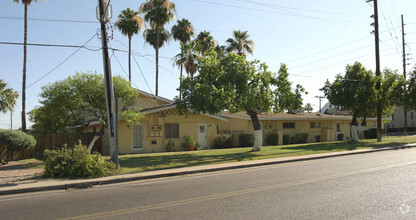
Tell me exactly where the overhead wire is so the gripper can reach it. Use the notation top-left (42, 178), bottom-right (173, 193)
top-left (271, 36), bottom-right (370, 67)
top-left (193, 0), bottom-right (367, 28)
top-left (233, 0), bottom-right (367, 17)
top-left (24, 33), bottom-right (98, 91)
top-left (0, 41), bottom-right (101, 51)
top-left (0, 16), bottom-right (100, 24)
top-left (109, 38), bottom-right (157, 95)
top-left (379, 2), bottom-right (402, 56)
top-left (108, 41), bottom-right (154, 96)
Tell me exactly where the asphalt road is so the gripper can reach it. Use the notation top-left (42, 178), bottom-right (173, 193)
top-left (1, 148), bottom-right (416, 219)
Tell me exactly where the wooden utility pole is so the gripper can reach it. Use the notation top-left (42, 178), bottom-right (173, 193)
top-left (98, 0), bottom-right (118, 164)
top-left (368, 0), bottom-right (382, 142)
top-left (315, 96), bottom-right (325, 113)
top-left (402, 14), bottom-right (408, 136)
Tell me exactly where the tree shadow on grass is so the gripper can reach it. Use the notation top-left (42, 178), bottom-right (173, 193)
top-left (119, 151), bottom-right (259, 172)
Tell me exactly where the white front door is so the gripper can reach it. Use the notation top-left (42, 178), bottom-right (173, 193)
top-left (198, 123), bottom-right (207, 148)
top-left (132, 124), bottom-right (144, 151)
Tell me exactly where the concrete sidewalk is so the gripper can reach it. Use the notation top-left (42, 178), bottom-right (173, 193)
top-left (1, 143), bottom-right (416, 196)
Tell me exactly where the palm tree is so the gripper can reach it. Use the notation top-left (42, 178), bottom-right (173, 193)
top-left (195, 31), bottom-right (217, 56)
top-left (143, 27), bottom-right (171, 79)
top-left (171, 18), bottom-right (194, 99)
top-left (14, 0), bottom-right (41, 131)
top-left (226, 30), bottom-right (254, 56)
top-left (139, 0), bottom-right (176, 97)
top-left (174, 41), bottom-right (199, 78)
top-left (214, 45), bottom-right (227, 59)
top-left (115, 8), bottom-right (143, 86)
top-left (0, 80), bottom-right (19, 114)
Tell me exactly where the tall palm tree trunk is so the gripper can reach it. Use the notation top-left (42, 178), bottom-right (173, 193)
top-left (22, 2), bottom-right (28, 132)
top-left (155, 26), bottom-right (160, 97)
top-left (179, 48), bottom-right (183, 100)
top-left (128, 36), bottom-right (132, 86)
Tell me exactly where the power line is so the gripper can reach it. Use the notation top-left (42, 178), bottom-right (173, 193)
top-left (108, 41), bottom-right (153, 95)
top-left (131, 54), bottom-right (154, 95)
top-left (290, 50), bottom-right (398, 77)
top-left (0, 41), bottom-right (101, 51)
top-left (110, 38), bottom-right (179, 77)
top-left (193, 0), bottom-right (366, 27)
top-left (0, 15), bottom-right (100, 24)
top-left (24, 33), bottom-right (98, 91)
top-left (233, 0), bottom-right (367, 17)
top-left (271, 36), bottom-right (370, 66)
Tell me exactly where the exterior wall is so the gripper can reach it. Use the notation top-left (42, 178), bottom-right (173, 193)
top-left (110, 109), bottom-right (223, 154)
top-left (386, 106), bottom-right (416, 129)
top-left (357, 120), bottom-right (377, 139)
top-left (218, 117), bottom-right (379, 145)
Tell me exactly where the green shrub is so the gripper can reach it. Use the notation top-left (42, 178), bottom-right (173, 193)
top-left (164, 140), bottom-right (175, 152)
top-left (363, 128), bottom-right (384, 139)
top-left (183, 135), bottom-right (195, 147)
top-left (266, 133), bottom-right (279, 146)
top-left (0, 129), bottom-right (36, 161)
top-left (213, 135), bottom-right (234, 149)
top-left (43, 144), bottom-right (116, 178)
top-left (315, 135), bottom-right (321, 142)
top-left (239, 134), bottom-right (254, 147)
top-left (363, 128), bottom-right (377, 139)
top-left (295, 133), bottom-right (308, 144)
top-left (283, 135), bottom-right (291, 145)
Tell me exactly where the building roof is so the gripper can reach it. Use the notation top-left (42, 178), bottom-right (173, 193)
top-left (136, 89), bottom-right (173, 104)
top-left (220, 111), bottom-right (381, 121)
top-left (141, 104), bottom-right (229, 122)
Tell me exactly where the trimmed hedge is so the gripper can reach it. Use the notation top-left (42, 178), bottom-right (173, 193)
top-left (295, 133), bottom-right (308, 144)
top-left (44, 145), bottom-right (116, 178)
top-left (283, 135), bottom-right (291, 145)
top-left (266, 133), bottom-right (279, 146)
top-left (0, 129), bottom-right (36, 161)
top-left (213, 135), bottom-right (234, 149)
top-left (364, 128), bottom-right (378, 139)
top-left (239, 134), bottom-right (254, 147)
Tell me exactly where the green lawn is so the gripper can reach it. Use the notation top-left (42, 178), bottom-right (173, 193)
top-left (115, 136), bottom-right (416, 175)
top-left (14, 136), bottom-right (416, 175)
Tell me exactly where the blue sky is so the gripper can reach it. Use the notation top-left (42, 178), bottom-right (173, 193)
top-left (1, 0), bottom-right (416, 129)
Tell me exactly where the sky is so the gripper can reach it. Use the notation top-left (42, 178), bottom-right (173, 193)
top-left (0, 0), bottom-right (416, 130)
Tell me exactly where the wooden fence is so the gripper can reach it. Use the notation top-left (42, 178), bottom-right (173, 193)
top-left (16, 132), bottom-right (103, 160)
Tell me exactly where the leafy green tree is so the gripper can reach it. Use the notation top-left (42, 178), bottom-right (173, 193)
top-left (195, 31), bottom-right (217, 56)
top-left (226, 30), bottom-right (254, 55)
top-left (29, 72), bottom-right (142, 149)
top-left (405, 69), bottom-right (416, 110)
top-left (171, 18), bottom-right (194, 98)
top-left (13, 0), bottom-right (43, 132)
top-left (115, 8), bottom-right (143, 85)
top-left (304, 103), bottom-right (313, 113)
top-left (0, 129), bottom-right (36, 162)
top-left (140, 0), bottom-right (176, 97)
top-left (0, 80), bottom-right (18, 113)
top-left (176, 51), bottom-right (305, 151)
top-left (321, 62), bottom-right (399, 141)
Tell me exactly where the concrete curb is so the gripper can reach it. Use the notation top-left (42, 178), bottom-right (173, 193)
top-left (1, 143), bottom-right (416, 196)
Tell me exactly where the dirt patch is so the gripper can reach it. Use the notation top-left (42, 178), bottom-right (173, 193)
top-left (0, 161), bottom-right (45, 187)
